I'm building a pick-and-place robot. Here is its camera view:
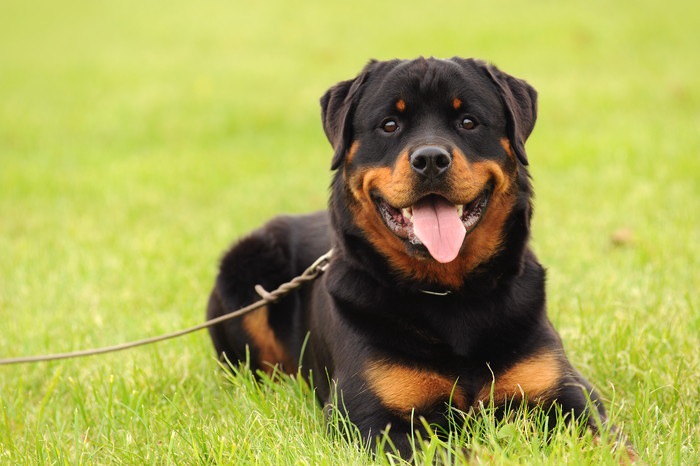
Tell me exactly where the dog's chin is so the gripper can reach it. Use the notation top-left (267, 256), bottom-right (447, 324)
top-left (372, 186), bottom-right (492, 260)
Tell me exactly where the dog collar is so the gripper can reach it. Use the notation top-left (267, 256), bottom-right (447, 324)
top-left (419, 289), bottom-right (452, 296)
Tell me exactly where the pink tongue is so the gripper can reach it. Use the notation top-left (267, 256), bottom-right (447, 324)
top-left (411, 196), bottom-right (466, 263)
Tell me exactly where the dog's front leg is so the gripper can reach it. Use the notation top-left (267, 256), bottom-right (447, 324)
top-left (325, 362), bottom-right (464, 459)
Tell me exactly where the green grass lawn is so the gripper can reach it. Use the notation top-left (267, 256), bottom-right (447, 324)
top-left (1, 0), bottom-right (698, 463)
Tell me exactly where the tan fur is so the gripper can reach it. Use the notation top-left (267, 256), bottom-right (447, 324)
top-left (500, 137), bottom-right (516, 162)
top-left (476, 351), bottom-right (563, 404)
top-left (346, 148), bottom-right (517, 288)
top-left (365, 360), bottom-right (467, 417)
top-left (345, 140), bottom-right (360, 166)
top-left (242, 306), bottom-right (297, 375)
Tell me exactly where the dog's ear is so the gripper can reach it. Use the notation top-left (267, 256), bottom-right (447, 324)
top-left (475, 61), bottom-right (538, 166)
top-left (320, 61), bottom-right (375, 170)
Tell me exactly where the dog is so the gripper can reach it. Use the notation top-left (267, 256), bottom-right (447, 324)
top-left (206, 57), bottom-right (624, 457)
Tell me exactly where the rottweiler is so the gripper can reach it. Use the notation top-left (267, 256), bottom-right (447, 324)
top-left (206, 57), bottom-right (620, 456)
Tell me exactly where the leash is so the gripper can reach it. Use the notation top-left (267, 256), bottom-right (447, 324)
top-left (0, 249), bottom-right (334, 366)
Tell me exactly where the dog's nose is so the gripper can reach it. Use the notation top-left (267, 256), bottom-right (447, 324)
top-left (409, 146), bottom-right (452, 178)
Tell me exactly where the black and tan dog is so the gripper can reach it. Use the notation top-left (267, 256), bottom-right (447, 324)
top-left (207, 57), bottom-right (617, 455)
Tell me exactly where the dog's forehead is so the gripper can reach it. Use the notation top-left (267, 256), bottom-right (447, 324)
top-left (362, 58), bottom-right (500, 110)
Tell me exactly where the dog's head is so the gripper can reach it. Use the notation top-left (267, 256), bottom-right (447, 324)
top-left (322, 57), bottom-right (537, 289)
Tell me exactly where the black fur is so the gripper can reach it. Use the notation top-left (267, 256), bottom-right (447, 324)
top-left (207, 57), bottom-right (619, 457)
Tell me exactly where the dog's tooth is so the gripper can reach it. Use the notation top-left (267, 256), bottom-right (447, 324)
top-left (456, 205), bottom-right (464, 217)
top-left (401, 207), bottom-right (413, 220)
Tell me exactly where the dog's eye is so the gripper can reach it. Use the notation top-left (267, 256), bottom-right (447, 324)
top-left (381, 119), bottom-right (399, 133)
top-left (460, 117), bottom-right (478, 130)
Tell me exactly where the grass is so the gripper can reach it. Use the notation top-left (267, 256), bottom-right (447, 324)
top-left (0, 0), bottom-right (698, 463)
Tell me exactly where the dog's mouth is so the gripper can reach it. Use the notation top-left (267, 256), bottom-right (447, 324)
top-left (374, 187), bottom-right (491, 264)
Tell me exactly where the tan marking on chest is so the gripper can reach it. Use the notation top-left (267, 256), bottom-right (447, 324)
top-left (476, 351), bottom-right (563, 404)
top-left (365, 360), bottom-right (467, 416)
